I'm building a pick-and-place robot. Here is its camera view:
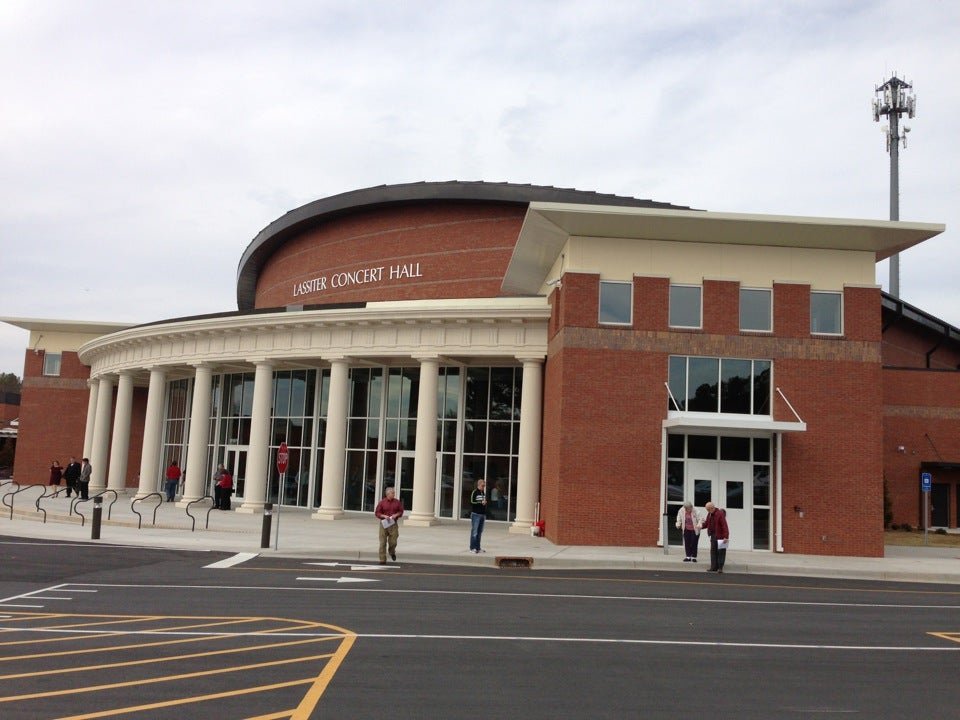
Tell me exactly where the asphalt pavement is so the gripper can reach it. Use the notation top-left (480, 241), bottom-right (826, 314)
top-left (2, 490), bottom-right (959, 583)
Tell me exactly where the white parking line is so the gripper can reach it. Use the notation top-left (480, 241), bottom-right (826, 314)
top-left (203, 552), bottom-right (259, 569)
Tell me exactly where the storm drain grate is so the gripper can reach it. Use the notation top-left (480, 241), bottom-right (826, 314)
top-left (496, 556), bottom-right (533, 569)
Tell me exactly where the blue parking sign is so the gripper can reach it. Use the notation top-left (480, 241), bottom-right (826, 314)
top-left (921, 472), bottom-right (932, 492)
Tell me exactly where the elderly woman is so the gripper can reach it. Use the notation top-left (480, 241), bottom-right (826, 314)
top-left (675, 501), bottom-right (703, 563)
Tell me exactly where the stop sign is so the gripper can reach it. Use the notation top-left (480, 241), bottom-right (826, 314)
top-left (276, 441), bottom-right (289, 474)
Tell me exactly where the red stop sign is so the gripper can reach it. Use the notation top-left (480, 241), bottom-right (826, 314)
top-left (277, 442), bottom-right (289, 474)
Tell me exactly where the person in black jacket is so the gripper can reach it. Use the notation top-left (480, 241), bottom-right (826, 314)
top-left (469, 478), bottom-right (488, 554)
top-left (63, 457), bottom-right (81, 498)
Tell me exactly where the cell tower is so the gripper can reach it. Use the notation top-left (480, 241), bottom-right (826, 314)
top-left (872, 74), bottom-right (916, 298)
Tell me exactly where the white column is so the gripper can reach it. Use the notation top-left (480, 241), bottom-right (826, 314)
top-left (406, 356), bottom-right (439, 527)
top-left (238, 361), bottom-right (273, 513)
top-left (82, 379), bottom-right (99, 461)
top-left (511, 358), bottom-right (544, 533)
top-left (314, 359), bottom-right (349, 520)
top-left (180, 364), bottom-right (213, 504)
top-left (106, 371), bottom-right (134, 493)
top-left (136, 367), bottom-right (167, 499)
top-left (89, 375), bottom-right (115, 493)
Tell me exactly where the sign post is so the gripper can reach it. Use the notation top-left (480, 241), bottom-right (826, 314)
top-left (921, 471), bottom-right (932, 546)
top-left (275, 442), bottom-right (289, 550)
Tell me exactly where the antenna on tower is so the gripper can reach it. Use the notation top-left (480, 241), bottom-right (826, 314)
top-left (873, 73), bottom-right (916, 298)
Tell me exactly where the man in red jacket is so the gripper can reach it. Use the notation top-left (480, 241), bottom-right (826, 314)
top-left (374, 486), bottom-right (404, 564)
top-left (703, 501), bottom-right (730, 573)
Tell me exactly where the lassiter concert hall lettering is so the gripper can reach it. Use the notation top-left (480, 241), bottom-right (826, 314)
top-left (293, 262), bottom-right (423, 298)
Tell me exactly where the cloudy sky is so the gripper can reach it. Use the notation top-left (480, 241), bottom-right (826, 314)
top-left (2, 1), bottom-right (958, 377)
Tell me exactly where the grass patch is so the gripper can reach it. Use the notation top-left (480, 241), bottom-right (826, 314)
top-left (884, 530), bottom-right (960, 547)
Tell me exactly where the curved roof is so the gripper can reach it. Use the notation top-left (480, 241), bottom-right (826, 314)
top-left (236, 180), bottom-right (692, 311)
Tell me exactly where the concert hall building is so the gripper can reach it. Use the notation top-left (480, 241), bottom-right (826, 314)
top-left (5, 181), bottom-right (958, 557)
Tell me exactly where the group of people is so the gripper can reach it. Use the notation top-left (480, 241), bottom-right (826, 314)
top-left (163, 461), bottom-right (234, 509)
top-left (373, 477), bottom-right (490, 564)
top-left (675, 500), bottom-right (730, 572)
top-left (47, 457), bottom-right (92, 499)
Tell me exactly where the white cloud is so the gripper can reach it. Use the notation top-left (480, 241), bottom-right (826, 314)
top-left (1, 0), bottom-right (958, 376)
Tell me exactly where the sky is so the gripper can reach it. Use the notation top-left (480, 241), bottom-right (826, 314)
top-left (2, 0), bottom-right (958, 378)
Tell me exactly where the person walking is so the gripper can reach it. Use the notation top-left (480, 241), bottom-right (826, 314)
top-left (77, 458), bottom-right (92, 500)
top-left (63, 457), bottom-right (81, 498)
top-left (164, 460), bottom-right (181, 502)
top-left (48, 460), bottom-right (63, 487)
top-left (675, 500), bottom-right (703, 562)
top-left (374, 486), bottom-right (404, 564)
top-left (469, 478), bottom-right (488, 553)
top-left (703, 501), bottom-right (730, 573)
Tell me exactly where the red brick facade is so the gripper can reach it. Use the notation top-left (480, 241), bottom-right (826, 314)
top-left (254, 203), bottom-right (525, 308)
top-left (15, 350), bottom-right (147, 491)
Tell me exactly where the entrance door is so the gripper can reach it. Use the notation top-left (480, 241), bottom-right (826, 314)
top-left (931, 483), bottom-right (949, 527)
top-left (686, 460), bottom-right (717, 556)
top-left (686, 459), bottom-right (752, 551)
top-left (225, 447), bottom-right (248, 501)
top-left (719, 461), bottom-right (752, 551)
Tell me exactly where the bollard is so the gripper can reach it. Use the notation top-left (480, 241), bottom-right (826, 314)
top-left (91, 497), bottom-right (103, 540)
top-left (260, 503), bottom-right (273, 549)
top-left (662, 511), bottom-right (669, 555)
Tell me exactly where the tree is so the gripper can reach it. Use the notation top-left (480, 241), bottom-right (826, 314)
top-left (0, 373), bottom-right (21, 393)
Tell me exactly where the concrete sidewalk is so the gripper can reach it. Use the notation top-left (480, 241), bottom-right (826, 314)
top-left (2, 493), bottom-right (959, 584)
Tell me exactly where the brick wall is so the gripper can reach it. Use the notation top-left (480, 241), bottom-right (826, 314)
top-left (542, 272), bottom-right (886, 555)
top-left (882, 368), bottom-right (960, 528)
top-left (254, 203), bottom-right (525, 308)
top-left (14, 350), bottom-right (147, 491)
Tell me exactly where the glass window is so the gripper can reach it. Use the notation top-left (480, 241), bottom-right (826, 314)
top-left (720, 436), bottom-right (750, 461)
top-left (687, 435), bottom-right (717, 459)
top-left (726, 481), bottom-right (744, 509)
top-left (753, 509), bottom-right (770, 550)
top-left (42, 352), bottom-right (62, 377)
top-left (667, 434), bottom-right (685, 459)
top-left (687, 357), bottom-right (719, 412)
top-left (669, 285), bottom-right (702, 328)
top-left (753, 361), bottom-right (771, 415)
top-left (753, 465), bottom-right (770, 506)
top-left (667, 356), bottom-right (687, 411)
top-left (720, 359), bottom-right (751, 414)
top-left (740, 288), bottom-right (772, 332)
top-left (599, 281), bottom-right (632, 325)
top-left (694, 478), bottom-right (712, 507)
top-left (753, 437), bottom-right (770, 463)
top-left (811, 291), bottom-right (842, 335)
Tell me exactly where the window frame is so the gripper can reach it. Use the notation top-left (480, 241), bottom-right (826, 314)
top-left (810, 290), bottom-right (843, 336)
top-left (598, 280), bottom-right (633, 326)
top-left (669, 284), bottom-right (702, 329)
top-left (42, 352), bottom-right (62, 377)
top-left (739, 287), bottom-right (773, 333)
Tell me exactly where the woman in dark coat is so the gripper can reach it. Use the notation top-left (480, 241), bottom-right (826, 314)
top-left (48, 460), bottom-right (63, 486)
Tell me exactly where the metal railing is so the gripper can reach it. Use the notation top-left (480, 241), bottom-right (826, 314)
top-left (2, 483), bottom-right (47, 520)
top-left (185, 495), bottom-right (216, 532)
top-left (130, 493), bottom-right (163, 529)
top-left (72, 490), bottom-right (118, 527)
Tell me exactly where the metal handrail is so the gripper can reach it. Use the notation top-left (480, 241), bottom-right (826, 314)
top-left (72, 490), bottom-right (119, 527)
top-left (130, 493), bottom-right (163, 529)
top-left (185, 495), bottom-right (215, 532)
top-left (3, 483), bottom-right (47, 520)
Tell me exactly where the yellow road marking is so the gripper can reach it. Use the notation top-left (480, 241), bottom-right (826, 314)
top-left (0, 649), bottom-right (339, 702)
top-left (57, 677), bottom-right (315, 720)
top-left (291, 622), bottom-right (357, 720)
top-left (0, 633), bottom-right (345, 681)
top-left (245, 712), bottom-right (296, 720)
top-left (928, 631), bottom-right (960, 645)
top-left (0, 618), bottom-right (315, 661)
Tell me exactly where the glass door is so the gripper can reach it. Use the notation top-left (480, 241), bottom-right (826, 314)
top-left (396, 451), bottom-right (415, 513)
top-left (225, 446), bottom-right (248, 501)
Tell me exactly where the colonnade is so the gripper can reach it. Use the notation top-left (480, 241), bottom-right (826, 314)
top-left (81, 355), bottom-right (544, 532)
